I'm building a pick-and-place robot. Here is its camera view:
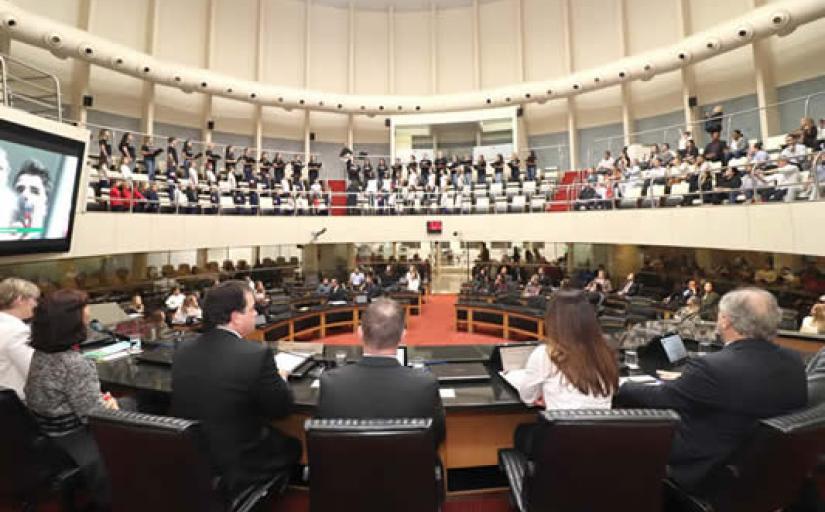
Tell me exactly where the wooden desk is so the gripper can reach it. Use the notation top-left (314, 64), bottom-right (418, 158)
top-left (455, 303), bottom-right (544, 341)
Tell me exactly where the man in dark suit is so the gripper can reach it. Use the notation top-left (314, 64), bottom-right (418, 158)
top-left (171, 281), bottom-right (300, 497)
top-left (616, 288), bottom-right (806, 492)
top-left (317, 298), bottom-right (445, 445)
top-left (616, 272), bottom-right (639, 297)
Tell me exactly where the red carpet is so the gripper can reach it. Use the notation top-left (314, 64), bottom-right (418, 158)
top-left (275, 490), bottom-right (512, 511)
top-left (322, 294), bottom-right (504, 346)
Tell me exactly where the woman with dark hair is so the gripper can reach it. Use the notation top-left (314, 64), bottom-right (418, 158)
top-left (509, 290), bottom-right (618, 452)
top-left (24, 289), bottom-right (118, 509)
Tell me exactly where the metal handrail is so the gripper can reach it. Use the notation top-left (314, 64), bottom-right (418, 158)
top-left (0, 53), bottom-right (62, 121)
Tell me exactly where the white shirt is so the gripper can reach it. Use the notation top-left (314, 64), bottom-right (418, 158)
top-left (350, 272), bottom-right (365, 287)
top-left (597, 158), bottom-right (614, 171)
top-left (780, 144), bottom-right (807, 165)
top-left (511, 345), bottom-right (613, 411)
top-left (165, 292), bottom-right (185, 310)
top-left (119, 163), bottom-right (133, 180)
top-left (0, 311), bottom-right (34, 400)
top-left (406, 272), bottom-right (421, 292)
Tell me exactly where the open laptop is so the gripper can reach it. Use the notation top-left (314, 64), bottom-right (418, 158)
top-left (660, 333), bottom-right (689, 370)
top-left (427, 362), bottom-right (490, 383)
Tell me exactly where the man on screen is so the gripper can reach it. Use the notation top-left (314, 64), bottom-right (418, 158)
top-left (10, 160), bottom-right (51, 239)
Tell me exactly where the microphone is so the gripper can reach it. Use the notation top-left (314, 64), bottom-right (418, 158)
top-left (89, 319), bottom-right (131, 342)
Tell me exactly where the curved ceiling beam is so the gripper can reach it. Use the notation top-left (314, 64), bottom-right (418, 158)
top-left (1, 0), bottom-right (824, 116)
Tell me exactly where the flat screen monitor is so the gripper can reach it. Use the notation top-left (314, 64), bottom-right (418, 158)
top-left (0, 116), bottom-right (85, 255)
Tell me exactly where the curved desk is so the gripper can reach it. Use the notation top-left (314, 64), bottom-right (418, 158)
top-left (96, 343), bottom-right (536, 488)
top-left (249, 302), bottom-right (415, 343)
top-left (455, 301), bottom-right (545, 341)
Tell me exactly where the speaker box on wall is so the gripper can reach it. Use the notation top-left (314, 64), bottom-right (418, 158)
top-left (309, 132), bottom-right (316, 141)
top-left (206, 120), bottom-right (215, 130)
top-left (384, 118), bottom-right (390, 128)
top-left (688, 96), bottom-right (698, 108)
top-left (517, 107), bottom-right (524, 117)
top-left (82, 95), bottom-right (93, 107)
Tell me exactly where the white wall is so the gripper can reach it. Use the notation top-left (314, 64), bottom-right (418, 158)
top-left (3, 202), bottom-right (824, 267)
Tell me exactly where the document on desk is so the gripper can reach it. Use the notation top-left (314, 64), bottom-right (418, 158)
top-left (439, 388), bottom-right (456, 399)
top-left (498, 369), bottom-right (528, 390)
top-left (499, 345), bottom-right (535, 373)
top-left (619, 375), bottom-right (660, 386)
top-left (274, 351), bottom-right (309, 374)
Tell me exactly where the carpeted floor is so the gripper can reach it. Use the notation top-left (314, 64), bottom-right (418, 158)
top-left (275, 489), bottom-right (513, 511)
top-left (322, 293), bottom-right (503, 346)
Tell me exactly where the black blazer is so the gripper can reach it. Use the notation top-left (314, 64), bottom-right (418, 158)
top-left (171, 328), bottom-right (297, 493)
top-left (615, 338), bottom-right (806, 490)
top-left (318, 356), bottom-right (446, 445)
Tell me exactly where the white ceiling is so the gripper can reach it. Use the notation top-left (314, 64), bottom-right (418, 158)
top-left (312, 0), bottom-right (477, 11)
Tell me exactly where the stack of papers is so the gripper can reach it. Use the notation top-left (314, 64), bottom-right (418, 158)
top-left (84, 341), bottom-right (132, 361)
top-left (274, 351), bottom-right (309, 374)
top-left (619, 375), bottom-right (660, 386)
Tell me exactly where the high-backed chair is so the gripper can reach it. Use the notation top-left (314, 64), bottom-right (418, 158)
top-left (665, 402), bottom-right (825, 512)
top-left (0, 387), bottom-right (80, 511)
top-left (88, 409), bottom-right (288, 512)
top-left (499, 409), bottom-right (679, 512)
top-left (305, 418), bottom-right (440, 512)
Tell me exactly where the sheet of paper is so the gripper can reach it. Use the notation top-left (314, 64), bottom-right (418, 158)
top-left (439, 388), bottom-right (456, 399)
top-left (499, 369), bottom-right (527, 390)
top-left (274, 352), bottom-right (308, 373)
top-left (619, 375), bottom-right (660, 386)
top-left (310, 379), bottom-right (320, 389)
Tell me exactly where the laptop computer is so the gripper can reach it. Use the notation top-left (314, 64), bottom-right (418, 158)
top-left (660, 333), bottom-right (689, 370)
top-left (427, 362), bottom-right (490, 383)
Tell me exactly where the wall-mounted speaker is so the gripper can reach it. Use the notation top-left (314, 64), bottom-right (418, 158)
top-left (82, 94), bottom-right (93, 107)
top-left (385, 118), bottom-right (391, 128)
top-left (517, 107), bottom-right (524, 117)
top-left (688, 96), bottom-right (698, 108)
top-left (309, 132), bottom-right (316, 141)
top-left (207, 120), bottom-right (215, 130)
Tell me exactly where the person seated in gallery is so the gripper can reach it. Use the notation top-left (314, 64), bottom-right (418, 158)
top-left (316, 277), bottom-right (331, 296)
top-left (317, 298), bottom-right (445, 445)
top-left (699, 281), bottom-right (720, 320)
top-left (522, 275), bottom-right (542, 298)
top-left (615, 273), bottom-right (639, 297)
top-left (328, 279), bottom-right (348, 303)
top-left (508, 290), bottom-right (619, 455)
top-left (800, 303), bottom-right (825, 335)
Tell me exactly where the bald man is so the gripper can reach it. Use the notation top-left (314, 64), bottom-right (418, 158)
top-left (317, 298), bottom-right (445, 445)
top-left (616, 287), bottom-right (806, 492)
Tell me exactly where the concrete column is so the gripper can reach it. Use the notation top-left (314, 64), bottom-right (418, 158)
top-left (472, 0), bottom-right (481, 90)
top-left (430, 2), bottom-right (438, 94)
top-left (567, 98), bottom-right (579, 170)
top-left (617, 0), bottom-right (633, 144)
top-left (304, 110), bottom-right (312, 162)
top-left (0, 33), bottom-right (10, 55)
top-left (348, 1), bottom-right (355, 95)
top-left (254, 0), bottom-right (264, 157)
top-left (347, 114), bottom-right (354, 149)
top-left (72, 0), bottom-right (94, 125)
top-left (677, 0), bottom-right (698, 139)
top-left (561, 0), bottom-right (577, 169)
top-left (140, 0), bottom-right (159, 135)
top-left (387, 6), bottom-right (395, 94)
top-left (749, 0), bottom-right (780, 140)
top-left (304, 0), bottom-right (312, 88)
top-left (202, 0), bottom-right (217, 143)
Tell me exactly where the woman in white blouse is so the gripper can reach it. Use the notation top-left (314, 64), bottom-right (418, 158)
top-left (406, 266), bottom-right (421, 292)
top-left (511, 290), bottom-right (619, 453)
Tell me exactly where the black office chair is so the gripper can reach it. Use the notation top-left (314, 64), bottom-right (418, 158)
top-left (88, 409), bottom-right (288, 512)
top-left (305, 418), bottom-right (441, 512)
top-left (0, 387), bottom-right (80, 511)
top-left (665, 402), bottom-right (825, 512)
top-left (499, 409), bottom-right (680, 512)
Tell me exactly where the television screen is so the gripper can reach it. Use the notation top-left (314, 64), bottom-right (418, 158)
top-left (0, 117), bottom-right (85, 255)
top-left (426, 220), bottom-right (442, 234)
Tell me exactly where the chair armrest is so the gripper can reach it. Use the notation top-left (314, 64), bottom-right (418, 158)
top-left (499, 449), bottom-right (528, 512)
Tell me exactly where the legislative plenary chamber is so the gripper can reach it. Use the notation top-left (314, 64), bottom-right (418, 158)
top-left (2, 0), bottom-right (825, 510)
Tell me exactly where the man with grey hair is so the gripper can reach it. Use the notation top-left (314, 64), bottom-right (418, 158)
top-left (0, 277), bottom-right (40, 399)
top-left (617, 287), bottom-right (806, 492)
top-left (317, 298), bottom-right (445, 445)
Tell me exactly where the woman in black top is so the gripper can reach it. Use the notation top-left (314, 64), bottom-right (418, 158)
top-left (273, 152), bottom-right (286, 183)
top-left (363, 159), bottom-right (374, 182)
top-left (308, 155), bottom-right (322, 184)
top-left (205, 142), bottom-right (222, 170)
top-left (291, 156), bottom-right (304, 182)
top-left (419, 155), bottom-right (432, 186)
top-left (435, 152), bottom-right (448, 184)
top-left (391, 158), bottom-right (403, 181)
top-left (117, 132), bottom-right (134, 175)
top-left (224, 145), bottom-right (238, 177)
top-left (182, 140), bottom-right (202, 168)
top-left (525, 150), bottom-right (537, 181)
top-left (140, 135), bottom-right (163, 181)
top-left (258, 151), bottom-right (272, 188)
top-left (406, 155), bottom-right (418, 185)
top-left (244, 147), bottom-right (258, 182)
top-left (376, 158), bottom-right (388, 182)
top-left (508, 153), bottom-right (521, 182)
top-left (492, 154), bottom-right (505, 183)
top-left (462, 154), bottom-right (473, 186)
top-left (475, 155), bottom-right (487, 184)
top-left (166, 137), bottom-right (179, 171)
top-left (97, 129), bottom-right (112, 170)
top-left (448, 155), bottom-right (460, 188)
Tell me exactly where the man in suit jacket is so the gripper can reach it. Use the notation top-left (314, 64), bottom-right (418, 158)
top-left (616, 273), bottom-right (639, 297)
top-left (317, 298), bottom-right (445, 445)
top-left (171, 281), bottom-right (299, 497)
top-left (616, 288), bottom-right (806, 492)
